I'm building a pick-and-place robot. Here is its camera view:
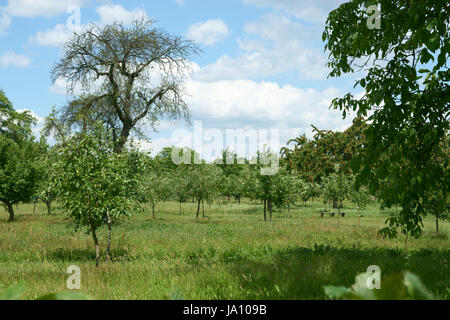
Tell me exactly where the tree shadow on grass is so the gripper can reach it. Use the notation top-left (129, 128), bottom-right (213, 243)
top-left (218, 245), bottom-right (450, 299)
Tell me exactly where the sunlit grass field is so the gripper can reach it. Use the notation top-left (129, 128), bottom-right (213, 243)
top-left (1, 199), bottom-right (449, 299)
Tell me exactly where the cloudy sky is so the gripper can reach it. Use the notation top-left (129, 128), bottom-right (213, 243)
top-left (0, 0), bottom-right (361, 159)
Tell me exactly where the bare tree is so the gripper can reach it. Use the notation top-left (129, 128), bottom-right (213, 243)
top-left (51, 17), bottom-right (200, 153)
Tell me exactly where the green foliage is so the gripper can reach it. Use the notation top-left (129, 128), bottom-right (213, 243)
top-left (0, 89), bottom-right (36, 142)
top-left (350, 177), bottom-right (371, 212)
top-left (56, 127), bottom-right (136, 231)
top-left (55, 124), bottom-right (146, 264)
top-left (322, 167), bottom-right (352, 210)
top-left (282, 118), bottom-right (367, 183)
top-left (187, 164), bottom-right (223, 206)
top-left (34, 144), bottom-right (59, 214)
top-left (139, 170), bottom-right (172, 217)
top-left (0, 90), bottom-right (40, 221)
top-left (324, 0), bottom-right (449, 238)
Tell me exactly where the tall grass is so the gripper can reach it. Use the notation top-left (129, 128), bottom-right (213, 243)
top-left (0, 199), bottom-right (448, 299)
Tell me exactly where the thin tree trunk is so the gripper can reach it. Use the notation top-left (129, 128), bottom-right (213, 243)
top-left (33, 199), bottom-right (36, 215)
top-left (7, 203), bottom-right (14, 222)
top-left (106, 211), bottom-right (112, 261)
top-left (435, 212), bottom-right (439, 233)
top-left (202, 198), bottom-right (205, 217)
top-left (338, 204), bottom-right (340, 226)
top-left (263, 199), bottom-right (267, 222)
top-left (404, 233), bottom-right (408, 256)
top-left (46, 201), bottom-right (51, 215)
top-left (196, 199), bottom-right (201, 222)
top-left (152, 205), bottom-right (155, 220)
top-left (91, 226), bottom-right (100, 267)
top-left (179, 200), bottom-right (182, 215)
top-left (268, 199), bottom-right (272, 222)
top-left (288, 203), bottom-right (290, 214)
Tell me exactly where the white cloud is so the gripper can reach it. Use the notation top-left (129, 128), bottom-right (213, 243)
top-left (138, 77), bottom-right (355, 159)
top-left (185, 79), bottom-right (353, 131)
top-left (30, 4), bottom-right (149, 47)
top-left (243, 12), bottom-right (321, 44)
top-left (243, 0), bottom-right (345, 23)
top-left (176, 0), bottom-right (184, 6)
top-left (0, 13), bottom-right (11, 35)
top-left (0, 51), bottom-right (30, 68)
top-left (96, 4), bottom-right (147, 25)
top-left (49, 77), bottom-right (70, 95)
top-left (193, 14), bottom-right (327, 81)
top-left (30, 24), bottom-right (77, 47)
top-left (2, 0), bottom-right (84, 18)
top-left (186, 19), bottom-right (230, 46)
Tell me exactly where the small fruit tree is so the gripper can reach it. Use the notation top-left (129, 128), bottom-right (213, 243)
top-left (56, 125), bottom-right (145, 266)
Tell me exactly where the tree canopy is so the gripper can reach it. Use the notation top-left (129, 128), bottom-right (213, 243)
top-left (51, 17), bottom-right (200, 153)
top-left (324, 0), bottom-right (449, 238)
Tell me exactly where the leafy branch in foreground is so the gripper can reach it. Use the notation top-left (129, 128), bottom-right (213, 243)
top-left (324, 0), bottom-right (449, 239)
top-left (324, 271), bottom-right (435, 300)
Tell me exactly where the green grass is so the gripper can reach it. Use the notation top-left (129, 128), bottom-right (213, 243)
top-left (0, 199), bottom-right (449, 299)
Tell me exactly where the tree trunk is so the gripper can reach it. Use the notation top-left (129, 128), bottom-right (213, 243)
top-left (288, 203), bottom-right (290, 214)
top-left (404, 233), bottom-right (408, 256)
top-left (238, 196), bottom-right (241, 205)
top-left (46, 201), bottom-right (51, 215)
top-left (33, 199), bottom-right (36, 215)
top-left (179, 200), bottom-right (182, 215)
top-left (7, 202), bottom-right (14, 222)
top-left (106, 211), bottom-right (112, 261)
top-left (152, 205), bottom-right (155, 220)
top-left (91, 226), bottom-right (100, 267)
top-left (338, 204), bottom-right (340, 226)
top-left (435, 212), bottom-right (439, 233)
top-left (268, 199), bottom-right (272, 222)
top-left (333, 200), bottom-right (337, 209)
top-left (202, 198), bottom-right (205, 217)
top-left (196, 199), bottom-right (201, 222)
top-left (113, 124), bottom-right (132, 153)
top-left (263, 199), bottom-right (267, 222)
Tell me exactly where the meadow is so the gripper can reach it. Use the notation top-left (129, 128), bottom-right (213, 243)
top-left (1, 199), bottom-right (449, 300)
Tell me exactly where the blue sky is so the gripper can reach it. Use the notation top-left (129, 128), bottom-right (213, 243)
top-left (0, 0), bottom-right (360, 159)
